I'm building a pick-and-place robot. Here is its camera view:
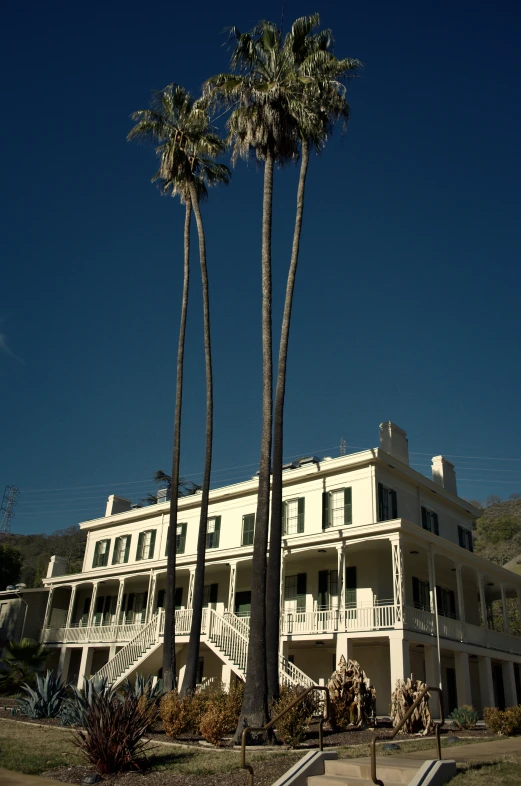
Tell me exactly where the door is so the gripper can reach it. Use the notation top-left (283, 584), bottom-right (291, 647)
top-left (492, 663), bottom-right (506, 710)
top-left (446, 667), bottom-right (458, 714)
top-left (234, 591), bottom-right (251, 616)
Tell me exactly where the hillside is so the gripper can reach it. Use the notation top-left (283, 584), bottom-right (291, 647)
top-left (473, 498), bottom-right (521, 567)
top-left (0, 526), bottom-right (87, 588)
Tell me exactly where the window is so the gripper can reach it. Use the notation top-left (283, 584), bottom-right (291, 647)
top-left (412, 577), bottom-right (431, 611)
top-left (345, 566), bottom-right (357, 608)
top-left (112, 535), bottom-right (131, 564)
top-left (436, 586), bottom-right (457, 619)
top-left (284, 573), bottom-right (307, 612)
top-left (203, 583), bottom-right (218, 609)
top-left (458, 526), bottom-right (473, 552)
top-left (378, 483), bottom-right (397, 521)
top-left (92, 539), bottom-right (111, 568)
top-left (176, 523), bottom-right (187, 554)
top-left (242, 513), bottom-right (255, 546)
top-left (206, 516), bottom-right (221, 549)
top-left (318, 569), bottom-right (338, 609)
top-left (156, 588), bottom-right (182, 610)
top-left (322, 488), bottom-right (352, 529)
top-left (421, 507), bottom-right (439, 535)
top-left (136, 530), bottom-right (156, 561)
top-left (283, 498), bottom-right (305, 535)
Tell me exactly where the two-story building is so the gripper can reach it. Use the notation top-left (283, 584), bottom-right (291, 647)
top-left (41, 422), bottom-right (521, 716)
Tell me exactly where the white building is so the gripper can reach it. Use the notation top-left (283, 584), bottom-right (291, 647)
top-left (41, 423), bottom-right (521, 716)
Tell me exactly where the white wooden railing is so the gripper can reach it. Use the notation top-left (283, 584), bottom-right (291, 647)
top-left (279, 654), bottom-right (315, 688)
top-left (207, 608), bottom-right (249, 674)
top-left (95, 610), bottom-right (163, 686)
top-left (42, 620), bottom-right (147, 644)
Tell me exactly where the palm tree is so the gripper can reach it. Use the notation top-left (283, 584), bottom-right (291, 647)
top-left (206, 18), bottom-right (316, 735)
top-left (0, 639), bottom-right (49, 692)
top-left (128, 86), bottom-right (229, 694)
top-left (266, 18), bottom-right (361, 705)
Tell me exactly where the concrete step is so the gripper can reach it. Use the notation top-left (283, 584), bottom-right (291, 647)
top-left (308, 759), bottom-right (421, 786)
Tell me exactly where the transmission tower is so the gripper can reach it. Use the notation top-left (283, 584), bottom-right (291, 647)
top-left (0, 485), bottom-right (19, 533)
top-left (340, 438), bottom-right (346, 456)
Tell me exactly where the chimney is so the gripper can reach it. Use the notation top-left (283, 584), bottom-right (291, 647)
top-left (46, 555), bottom-right (67, 578)
top-left (379, 422), bottom-right (409, 465)
top-left (431, 456), bottom-right (457, 496)
top-left (105, 495), bottom-right (132, 516)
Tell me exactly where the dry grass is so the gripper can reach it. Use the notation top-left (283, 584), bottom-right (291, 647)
top-left (452, 757), bottom-right (521, 786)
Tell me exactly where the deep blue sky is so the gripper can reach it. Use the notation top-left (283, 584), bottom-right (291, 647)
top-left (2, 0), bottom-right (520, 535)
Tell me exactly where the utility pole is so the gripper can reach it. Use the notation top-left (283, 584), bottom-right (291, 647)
top-left (0, 485), bottom-right (20, 533)
top-left (340, 438), bottom-right (346, 456)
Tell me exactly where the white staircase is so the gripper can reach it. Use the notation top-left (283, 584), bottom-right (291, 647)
top-left (94, 607), bottom-right (314, 689)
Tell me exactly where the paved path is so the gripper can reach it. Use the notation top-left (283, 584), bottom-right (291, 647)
top-left (400, 737), bottom-right (521, 763)
top-left (0, 769), bottom-right (65, 786)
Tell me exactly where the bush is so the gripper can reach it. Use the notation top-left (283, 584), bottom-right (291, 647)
top-left (60, 675), bottom-right (115, 727)
top-left (484, 705), bottom-right (521, 736)
top-left (391, 677), bottom-right (433, 736)
top-left (74, 689), bottom-right (155, 774)
top-left (327, 656), bottom-right (376, 731)
top-left (17, 670), bottom-right (69, 719)
top-left (199, 682), bottom-right (244, 746)
top-left (448, 705), bottom-right (479, 730)
top-left (272, 685), bottom-right (317, 747)
top-left (160, 689), bottom-right (210, 737)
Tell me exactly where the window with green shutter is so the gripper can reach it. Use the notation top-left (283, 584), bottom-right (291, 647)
top-left (378, 483), bottom-right (397, 521)
top-left (318, 569), bottom-right (338, 609)
top-left (458, 526), bottom-right (473, 552)
top-left (421, 507), bottom-right (439, 535)
top-left (345, 566), bottom-right (357, 608)
top-left (242, 513), bottom-right (255, 546)
top-left (92, 539), bottom-right (110, 568)
top-left (296, 573), bottom-right (307, 612)
top-left (176, 523), bottom-right (187, 554)
top-left (175, 587), bottom-right (183, 609)
top-left (322, 489), bottom-right (352, 529)
top-left (283, 498), bottom-right (305, 535)
top-left (412, 576), bottom-right (430, 611)
top-left (112, 535), bottom-right (131, 564)
top-left (206, 516), bottom-right (221, 549)
top-left (136, 530), bottom-right (156, 560)
top-left (285, 574), bottom-right (307, 612)
top-left (203, 583), bottom-right (218, 609)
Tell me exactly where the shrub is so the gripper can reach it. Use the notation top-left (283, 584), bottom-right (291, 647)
top-left (74, 689), bottom-right (155, 774)
top-left (449, 705), bottom-right (479, 730)
top-left (272, 685), bottom-right (317, 747)
top-left (484, 705), bottom-right (521, 736)
top-left (60, 675), bottom-right (115, 727)
top-left (160, 689), bottom-right (210, 737)
top-left (391, 677), bottom-right (433, 736)
top-left (199, 681), bottom-right (244, 745)
top-left (17, 670), bottom-right (69, 718)
top-left (328, 656), bottom-right (376, 731)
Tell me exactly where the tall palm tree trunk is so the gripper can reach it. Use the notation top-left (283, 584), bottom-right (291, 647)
top-left (181, 183), bottom-right (213, 696)
top-left (163, 196), bottom-right (192, 693)
top-left (266, 140), bottom-right (310, 705)
top-left (234, 151), bottom-right (274, 739)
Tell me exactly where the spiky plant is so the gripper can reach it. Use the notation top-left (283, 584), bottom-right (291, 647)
top-left (0, 638), bottom-right (49, 693)
top-left (17, 670), bottom-right (68, 718)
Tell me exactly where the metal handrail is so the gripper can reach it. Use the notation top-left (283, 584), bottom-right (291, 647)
top-left (241, 685), bottom-right (331, 786)
top-left (370, 686), bottom-right (444, 786)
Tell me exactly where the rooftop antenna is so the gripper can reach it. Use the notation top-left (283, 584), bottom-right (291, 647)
top-left (0, 485), bottom-right (19, 533)
top-left (340, 438), bottom-right (346, 456)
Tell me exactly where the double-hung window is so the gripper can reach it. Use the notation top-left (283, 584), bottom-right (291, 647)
top-left (136, 529), bottom-right (156, 561)
top-left (242, 514), bottom-right (255, 546)
top-left (436, 585), bottom-right (457, 619)
top-left (322, 488), bottom-right (352, 529)
top-left (206, 516), bottom-right (221, 549)
top-left (318, 569), bottom-right (338, 609)
top-left (458, 526), bottom-right (473, 552)
top-left (92, 539), bottom-right (111, 568)
top-left (378, 483), bottom-right (398, 521)
top-left (203, 583), bottom-right (218, 610)
top-left (412, 577), bottom-right (431, 611)
top-left (283, 498), bottom-right (305, 535)
top-left (284, 573), bottom-right (307, 613)
top-left (421, 506), bottom-right (439, 535)
top-left (176, 523), bottom-right (187, 554)
top-left (112, 535), bottom-right (131, 564)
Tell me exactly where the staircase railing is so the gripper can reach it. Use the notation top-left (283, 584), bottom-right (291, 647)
top-left (370, 686), bottom-right (444, 786)
top-left (279, 654), bottom-right (315, 687)
top-left (207, 608), bottom-right (249, 673)
top-left (95, 609), bottom-right (163, 685)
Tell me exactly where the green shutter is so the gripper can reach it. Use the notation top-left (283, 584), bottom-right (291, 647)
top-left (175, 587), bottom-right (183, 609)
top-left (112, 537), bottom-right (120, 565)
top-left (213, 516), bottom-right (221, 548)
top-left (421, 506), bottom-right (427, 529)
top-left (433, 513), bottom-right (439, 536)
top-left (344, 488), bottom-right (352, 525)
top-left (297, 497), bottom-right (305, 533)
top-left (391, 489), bottom-right (398, 518)
top-left (318, 570), bottom-right (329, 608)
top-left (282, 501), bottom-right (287, 535)
top-left (136, 532), bottom-right (144, 561)
top-left (378, 483), bottom-right (384, 521)
top-left (157, 589), bottom-right (165, 608)
top-left (322, 492), bottom-right (330, 530)
top-left (177, 523), bottom-right (187, 554)
top-left (345, 566), bottom-right (357, 608)
top-left (92, 541), bottom-right (100, 568)
top-left (149, 529), bottom-right (156, 559)
top-left (124, 535), bottom-right (131, 562)
top-left (242, 514), bottom-right (254, 546)
top-left (296, 573), bottom-right (307, 612)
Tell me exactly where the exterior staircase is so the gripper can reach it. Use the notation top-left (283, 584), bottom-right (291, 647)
top-left (94, 607), bottom-right (314, 689)
top-left (308, 758), bottom-right (423, 786)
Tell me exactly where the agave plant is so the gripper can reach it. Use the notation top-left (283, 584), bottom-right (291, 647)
top-left (17, 670), bottom-right (69, 718)
top-left (60, 675), bottom-right (115, 727)
top-left (122, 674), bottom-right (162, 702)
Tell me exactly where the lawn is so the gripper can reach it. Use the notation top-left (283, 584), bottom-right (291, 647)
top-left (451, 758), bottom-right (521, 786)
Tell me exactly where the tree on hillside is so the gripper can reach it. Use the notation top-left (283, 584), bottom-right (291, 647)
top-left (474, 515), bottom-right (521, 566)
top-left (129, 86), bottom-right (229, 693)
top-left (0, 544), bottom-right (23, 588)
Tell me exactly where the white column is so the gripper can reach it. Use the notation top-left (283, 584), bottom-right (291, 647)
top-left (500, 585), bottom-right (510, 635)
top-left (58, 646), bottom-right (72, 682)
top-left (478, 655), bottom-right (495, 710)
top-left (455, 566), bottom-right (465, 625)
top-left (478, 574), bottom-right (488, 629)
top-left (391, 536), bottom-right (404, 623)
top-left (87, 583), bottom-right (98, 627)
top-left (337, 542), bottom-right (346, 613)
top-left (43, 587), bottom-right (55, 629)
top-left (109, 644), bottom-right (118, 660)
top-left (221, 663), bottom-right (232, 691)
top-left (65, 586), bottom-right (77, 628)
top-left (502, 661), bottom-right (517, 707)
top-left (280, 552), bottom-right (287, 624)
top-left (187, 569), bottom-right (196, 609)
top-left (427, 550), bottom-right (436, 616)
top-left (424, 645), bottom-right (440, 718)
top-left (454, 651), bottom-right (473, 706)
top-left (335, 632), bottom-right (354, 666)
top-left (146, 572), bottom-right (157, 622)
top-left (77, 646), bottom-right (94, 687)
top-left (227, 562), bottom-right (237, 613)
top-left (389, 634), bottom-right (411, 693)
top-left (115, 579), bottom-right (125, 624)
